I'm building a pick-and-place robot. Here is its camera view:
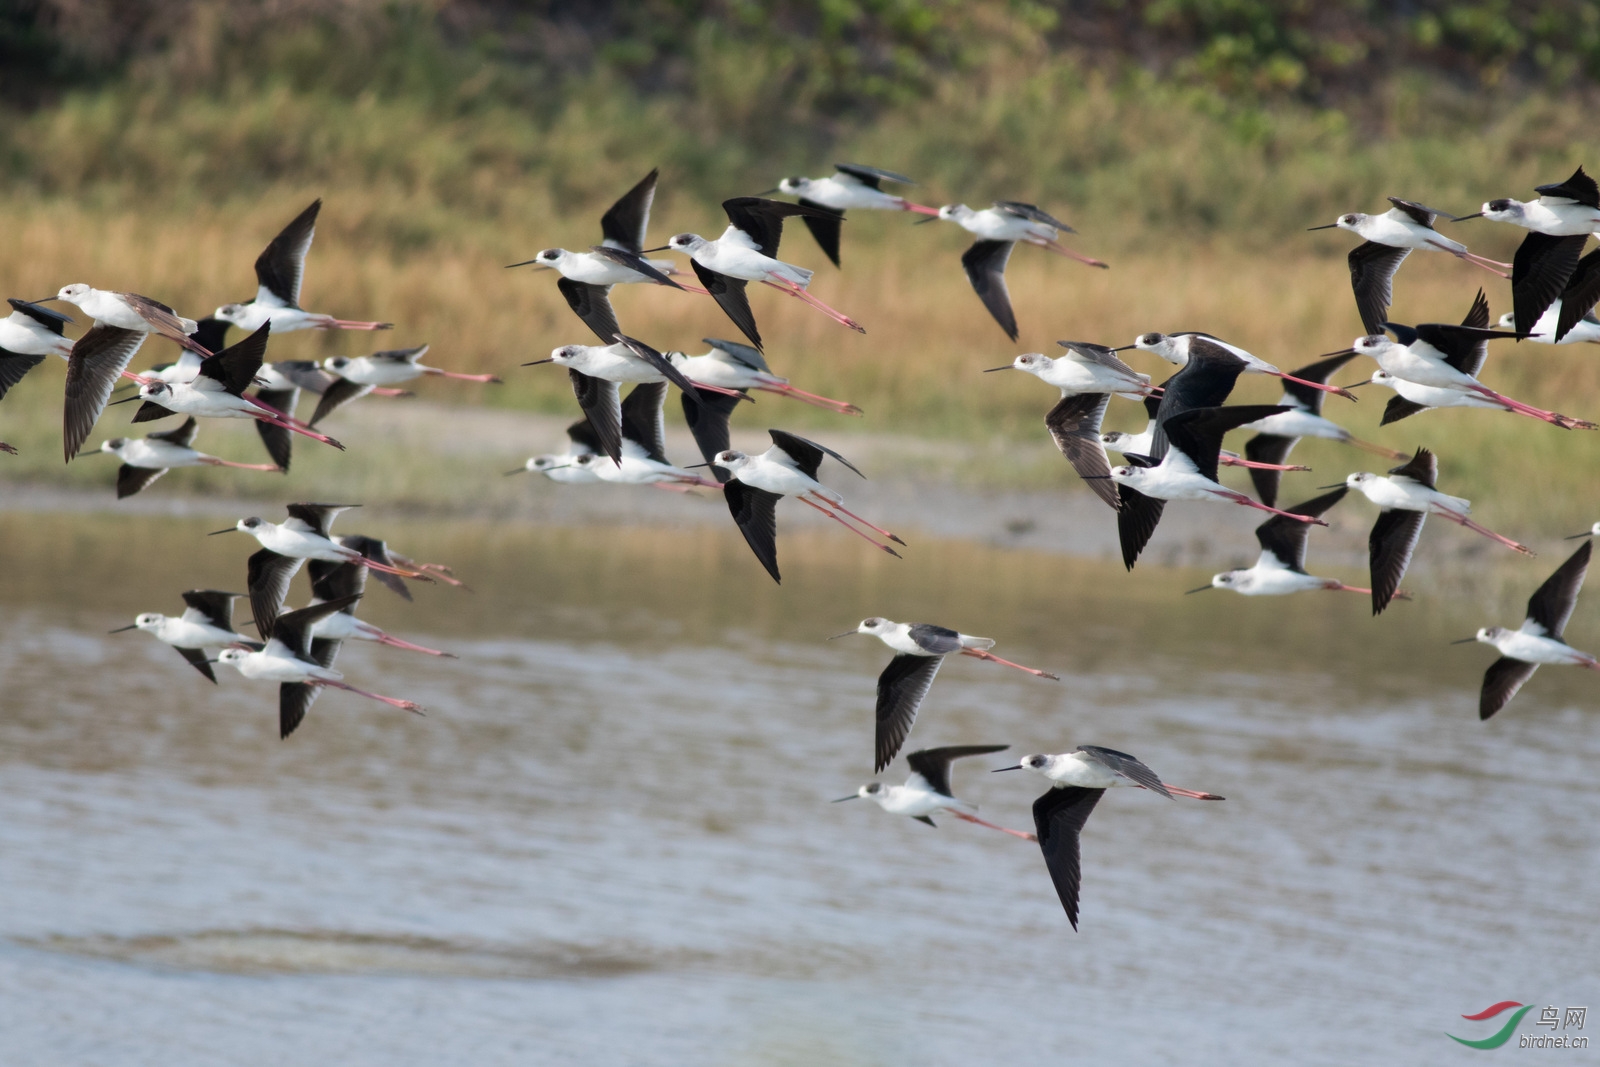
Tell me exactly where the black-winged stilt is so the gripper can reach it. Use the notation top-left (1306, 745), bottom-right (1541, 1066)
top-left (90, 417), bottom-right (281, 497)
top-left (770, 163), bottom-right (938, 266)
top-left (667, 338), bottom-right (861, 415)
top-left (304, 556), bottom-right (456, 659)
top-left (52, 285), bottom-right (211, 355)
top-left (833, 745), bottom-right (1035, 840)
top-left (109, 589), bottom-right (251, 683)
top-left (1189, 487), bottom-right (1377, 598)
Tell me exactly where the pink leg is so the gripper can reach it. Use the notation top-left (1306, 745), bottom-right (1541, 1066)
top-left (951, 812), bottom-right (1038, 841)
top-left (797, 496), bottom-right (902, 557)
top-left (316, 680), bottom-right (425, 713)
top-left (688, 380), bottom-right (749, 400)
top-left (1347, 436), bottom-right (1411, 460)
top-left (1219, 455), bottom-right (1310, 472)
top-left (1222, 491), bottom-right (1329, 524)
top-left (374, 632), bottom-right (458, 658)
top-left (672, 282), bottom-right (712, 296)
top-left (362, 557), bottom-right (437, 581)
top-left (649, 481), bottom-right (696, 493)
top-left (1467, 383), bottom-right (1597, 429)
top-left (1161, 784), bottom-right (1226, 800)
top-left (315, 318), bottom-right (394, 331)
top-left (249, 412), bottom-right (345, 450)
top-left (198, 457), bottom-right (285, 472)
top-left (1435, 510), bottom-right (1534, 554)
top-left (1274, 371), bottom-right (1358, 401)
top-left (958, 647), bottom-right (1060, 680)
top-left (1457, 251), bottom-right (1514, 275)
top-left (755, 383), bottom-right (863, 416)
top-left (760, 278), bottom-right (867, 333)
top-left (372, 387), bottom-right (412, 398)
top-left (1322, 580), bottom-right (1375, 595)
top-left (1035, 238), bottom-right (1110, 269)
top-left (901, 202), bottom-right (941, 217)
top-left (415, 564), bottom-right (467, 588)
top-left (810, 494), bottom-right (906, 545)
top-left (423, 368), bottom-right (503, 383)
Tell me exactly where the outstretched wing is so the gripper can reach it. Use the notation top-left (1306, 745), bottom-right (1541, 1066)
top-left (308, 377), bottom-right (375, 428)
top-left (1075, 745), bottom-right (1171, 797)
top-left (767, 429), bottom-right (864, 481)
top-left (569, 370), bottom-right (623, 465)
top-left (255, 199), bottom-right (320, 308)
top-left (247, 548), bottom-right (306, 637)
top-left (1555, 248), bottom-right (1600, 343)
top-left (692, 261), bottom-right (762, 350)
top-left (63, 325), bottom-right (147, 461)
top-left (874, 653), bottom-right (943, 773)
top-left (0, 350), bottom-right (46, 401)
top-left (905, 744), bottom-right (1008, 800)
top-left (1479, 657), bottom-right (1539, 721)
top-left (681, 389), bottom-right (743, 483)
top-left (1255, 486), bottom-right (1346, 572)
top-left (1242, 432), bottom-right (1295, 508)
top-left (961, 240), bottom-right (1017, 342)
top-left (197, 322), bottom-right (271, 397)
top-left (1524, 539), bottom-right (1590, 639)
top-left (1032, 786), bottom-right (1105, 929)
top-left (1046, 392), bottom-right (1117, 510)
top-left (599, 169), bottom-right (658, 253)
top-left (279, 682), bottom-right (322, 739)
top-left (797, 198), bottom-right (845, 268)
top-left (116, 463), bottom-right (169, 498)
top-left (1511, 232), bottom-right (1587, 339)
top-left (557, 278), bottom-right (620, 345)
top-left (720, 197), bottom-right (838, 259)
top-left (1388, 447), bottom-right (1437, 489)
top-left (1162, 405), bottom-right (1288, 485)
top-left (620, 382), bottom-right (671, 465)
top-left (1348, 242), bottom-right (1411, 336)
top-left (724, 479), bottom-right (782, 584)
top-left (1368, 508), bottom-right (1424, 616)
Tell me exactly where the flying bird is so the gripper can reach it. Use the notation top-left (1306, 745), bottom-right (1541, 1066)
top-left (90, 417), bottom-right (281, 498)
top-left (1190, 487), bottom-right (1377, 597)
top-left (53, 284), bottom-right (210, 355)
top-left (771, 163), bottom-right (938, 266)
top-left (109, 590), bottom-right (252, 683)
top-left (666, 338), bottom-right (861, 415)
top-left (833, 745), bottom-right (1035, 839)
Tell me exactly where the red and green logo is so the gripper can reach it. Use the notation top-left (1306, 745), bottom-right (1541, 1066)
top-left (1448, 1002), bottom-right (1534, 1049)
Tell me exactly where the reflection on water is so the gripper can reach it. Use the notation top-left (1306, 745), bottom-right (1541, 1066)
top-left (0, 509), bottom-right (1596, 1065)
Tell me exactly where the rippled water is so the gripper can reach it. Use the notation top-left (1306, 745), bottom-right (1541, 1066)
top-left (0, 507), bottom-right (1595, 1065)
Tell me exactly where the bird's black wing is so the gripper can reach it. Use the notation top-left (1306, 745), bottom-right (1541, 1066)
top-left (1347, 241), bottom-right (1411, 336)
top-left (599, 168), bottom-right (658, 253)
top-left (1386, 197), bottom-right (1443, 226)
top-left (905, 744), bottom-right (1008, 800)
top-left (703, 337), bottom-right (770, 373)
top-left (1075, 745), bottom-right (1171, 796)
top-left (130, 401), bottom-right (178, 424)
top-left (1242, 432), bottom-right (1296, 508)
top-left (796, 198), bottom-right (845, 268)
top-left (175, 645), bottom-right (217, 684)
top-left (198, 322), bottom-right (271, 397)
top-left (691, 261), bottom-right (761, 350)
top-left (1057, 340), bottom-right (1145, 377)
top-left (1033, 786), bottom-right (1106, 929)
top-left (189, 317), bottom-right (231, 355)
top-left (1479, 657), bottom-right (1539, 721)
top-left (681, 389), bottom-right (743, 483)
top-left (720, 197), bottom-right (837, 259)
top-left (1163, 405), bottom-right (1289, 485)
top-left (116, 464), bottom-right (168, 498)
top-left (0, 350), bottom-right (46, 401)
top-left (1043, 392), bottom-right (1117, 509)
top-left (620, 381), bottom-right (671, 465)
top-left (586, 246), bottom-right (682, 288)
top-left (272, 595), bottom-right (361, 659)
top-left (62, 325), bottom-right (147, 461)
top-left (308, 377), bottom-right (374, 428)
top-left (256, 199), bottom-right (320, 307)
top-left (181, 589), bottom-right (239, 633)
top-left (875, 653), bottom-right (943, 773)
top-left (960, 240), bottom-right (1017, 342)
top-left (995, 201), bottom-right (1074, 232)
top-left (284, 502), bottom-right (355, 539)
top-left (834, 163), bottom-right (914, 187)
top-left (252, 390), bottom-right (294, 468)
top-left (1388, 447), bottom-right (1437, 489)
top-left (566, 417), bottom-right (604, 455)
top-left (1117, 459), bottom-right (1165, 571)
top-left (1380, 395), bottom-right (1430, 425)
top-left (767, 429), bottom-right (864, 480)
top-left (122, 293), bottom-right (210, 355)
top-left (1256, 486), bottom-right (1346, 571)
top-left (1369, 508), bottom-right (1424, 616)
top-left (8, 297), bottom-right (72, 334)
top-left (148, 416), bottom-right (199, 449)
top-left (1281, 350), bottom-right (1359, 413)
top-left (1525, 539), bottom-right (1590, 639)
top-left (310, 637), bottom-right (342, 670)
top-left (612, 334), bottom-right (704, 402)
top-left (339, 535), bottom-right (410, 600)
top-left (247, 548), bottom-right (306, 636)
top-left (569, 370), bottom-right (623, 465)
top-left (279, 682), bottom-right (321, 739)
top-left (724, 479), bottom-right (782, 584)
top-left (1149, 341), bottom-right (1248, 460)
top-left (557, 278), bottom-right (620, 345)
top-left (309, 557), bottom-right (368, 605)
top-left (1535, 165), bottom-right (1600, 209)
top-left (905, 623), bottom-right (964, 654)
top-left (1555, 248), bottom-right (1600, 343)
top-left (1511, 232), bottom-right (1587, 338)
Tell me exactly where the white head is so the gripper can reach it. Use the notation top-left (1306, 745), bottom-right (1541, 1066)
top-left (215, 647), bottom-right (252, 670)
top-left (1352, 334), bottom-right (1394, 359)
top-left (137, 380), bottom-right (172, 400)
top-left (548, 345), bottom-right (586, 367)
top-left (1107, 464), bottom-right (1142, 485)
top-left (1369, 369), bottom-right (1397, 388)
top-left (533, 248), bottom-right (567, 267)
top-left (133, 612), bottom-right (165, 633)
top-left (56, 283), bottom-right (92, 304)
top-left (666, 233), bottom-right (705, 252)
top-left (1476, 626), bottom-right (1510, 644)
top-left (99, 437), bottom-right (131, 456)
top-left (1209, 570), bottom-right (1244, 591)
top-left (855, 616), bottom-right (892, 636)
top-left (1100, 430), bottom-right (1138, 451)
top-left (213, 303), bottom-right (251, 325)
top-left (1014, 753), bottom-right (1058, 776)
top-left (1009, 352), bottom-right (1051, 376)
top-left (1495, 312), bottom-right (1517, 330)
top-left (776, 177), bottom-right (811, 195)
top-left (936, 204), bottom-right (971, 222)
top-left (235, 516), bottom-right (268, 533)
top-left (1480, 198), bottom-right (1525, 223)
top-left (1344, 471), bottom-right (1377, 489)
top-left (712, 448), bottom-right (750, 474)
top-left (1333, 212), bottom-right (1367, 233)
top-left (1132, 332), bottom-right (1185, 365)
top-left (323, 355), bottom-right (354, 375)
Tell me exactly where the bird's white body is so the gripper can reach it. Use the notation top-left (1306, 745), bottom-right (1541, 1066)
top-left (1209, 555), bottom-right (1340, 596)
top-left (582, 445), bottom-right (710, 487)
top-left (856, 618), bottom-right (993, 656)
top-left (58, 285), bottom-right (196, 334)
top-left (1101, 420), bottom-right (1156, 457)
top-left (1333, 209), bottom-right (1467, 252)
top-left (99, 436), bottom-right (211, 468)
top-left (1008, 351), bottom-right (1150, 396)
top-left (521, 453), bottom-right (603, 483)
top-left (1110, 449), bottom-right (1238, 504)
top-left (148, 352), bottom-right (204, 384)
top-left (1479, 199), bottom-right (1600, 236)
top-left (669, 230), bottom-right (813, 288)
top-left (235, 518), bottom-right (363, 563)
top-left (1235, 404), bottom-right (1353, 442)
top-left (1476, 625), bottom-right (1597, 667)
top-left (718, 447), bottom-right (839, 504)
top-left (778, 174), bottom-right (913, 212)
top-left (1134, 333), bottom-right (1281, 375)
top-left (0, 309), bottom-right (72, 357)
top-left (938, 204), bottom-right (1056, 243)
top-left (215, 287), bottom-right (336, 333)
top-left (536, 248), bottom-right (677, 286)
top-left (137, 378), bottom-right (260, 420)
top-left (1367, 370), bottom-right (1510, 412)
top-left (1024, 751), bottom-right (1135, 790)
top-left (1346, 471), bottom-right (1471, 517)
top-left (132, 611), bottom-right (244, 649)
top-left (549, 343), bottom-right (668, 384)
top-left (323, 351), bottom-right (432, 386)
top-left (1354, 335), bottom-right (1486, 392)
top-left (666, 351), bottom-right (786, 390)
top-left (1497, 309), bottom-right (1600, 345)
top-left (217, 640), bottom-right (340, 684)
top-left (860, 780), bottom-right (978, 818)
top-left (308, 610), bottom-right (384, 644)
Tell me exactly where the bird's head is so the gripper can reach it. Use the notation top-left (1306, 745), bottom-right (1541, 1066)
top-left (138, 381), bottom-right (171, 400)
top-left (99, 438), bottom-right (130, 455)
top-left (1480, 198), bottom-right (1524, 223)
top-left (936, 204), bottom-right (968, 221)
top-left (1100, 430), bottom-right (1135, 450)
top-left (133, 612), bottom-right (164, 632)
top-left (212, 303), bottom-right (249, 325)
top-left (534, 248), bottom-right (565, 266)
top-left (1344, 471), bottom-right (1376, 489)
top-left (1477, 626), bottom-right (1508, 643)
top-left (1108, 464), bottom-right (1140, 483)
top-left (776, 177), bottom-right (810, 195)
top-left (215, 647), bottom-right (251, 668)
top-left (1352, 334), bottom-right (1392, 358)
top-left (712, 449), bottom-right (749, 473)
top-left (56, 283), bottom-right (91, 303)
top-left (1369, 370), bottom-right (1397, 388)
top-left (666, 233), bottom-right (703, 252)
top-left (548, 345), bottom-right (586, 366)
top-left (323, 356), bottom-right (352, 374)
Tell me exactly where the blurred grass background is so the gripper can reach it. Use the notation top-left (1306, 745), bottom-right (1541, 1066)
top-left (2, 0), bottom-right (1598, 530)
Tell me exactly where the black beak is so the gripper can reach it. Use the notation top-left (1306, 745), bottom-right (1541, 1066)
top-left (1451, 212), bottom-right (1484, 221)
top-left (831, 794), bottom-right (860, 803)
top-left (107, 394), bottom-right (142, 405)
top-left (913, 216), bottom-right (939, 225)
top-left (503, 467), bottom-right (529, 476)
top-left (990, 765), bottom-right (1023, 773)
top-left (636, 245), bottom-right (670, 254)
top-left (1341, 379), bottom-right (1372, 389)
top-left (1184, 584), bottom-right (1213, 594)
top-left (1306, 223), bottom-right (1339, 231)
top-left (1110, 344), bottom-right (1136, 352)
top-left (522, 359), bottom-right (554, 366)
top-left (504, 258), bottom-right (540, 268)
top-left (207, 527), bottom-right (237, 535)
top-left (755, 187), bottom-right (779, 196)
top-left (1317, 348), bottom-right (1358, 359)
top-left (982, 364), bottom-right (1014, 373)
top-left (1449, 637), bottom-right (1478, 644)
top-left (826, 630), bottom-right (858, 640)
top-left (108, 624), bottom-right (138, 633)
top-left (1565, 532), bottom-right (1594, 540)
top-left (1315, 483), bottom-right (1348, 490)
top-left (681, 462), bottom-right (710, 469)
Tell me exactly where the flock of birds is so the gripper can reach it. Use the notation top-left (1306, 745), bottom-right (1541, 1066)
top-left (2, 161), bottom-right (1598, 930)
